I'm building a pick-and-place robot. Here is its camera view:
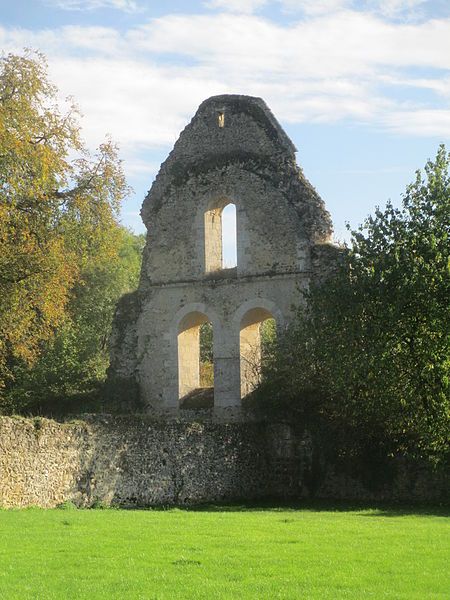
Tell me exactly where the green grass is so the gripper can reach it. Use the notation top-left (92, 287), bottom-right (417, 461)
top-left (0, 504), bottom-right (449, 599)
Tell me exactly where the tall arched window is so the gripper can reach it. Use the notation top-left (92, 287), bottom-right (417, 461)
top-left (204, 199), bottom-right (237, 272)
top-left (178, 312), bottom-right (214, 408)
top-left (221, 203), bottom-right (237, 268)
top-left (240, 308), bottom-right (276, 398)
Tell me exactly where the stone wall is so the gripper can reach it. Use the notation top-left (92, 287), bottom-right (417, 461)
top-left (1, 416), bottom-right (447, 508)
top-left (0, 416), bottom-right (292, 508)
top-left (108, 94), bottom-right (340, 413)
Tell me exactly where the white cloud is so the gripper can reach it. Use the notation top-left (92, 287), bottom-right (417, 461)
top-left (279, 0), bottom-right (351, 15)
top-left (383, 108), bottom-right (450, 136)
top-left (374, 0), bottom-right (428, 18)
top-left (131, 12), bottom-right (450, 76)
top-left (0, 29), bottom-right (228, 189)
top-left (130, 11), bottom-right (450, 136)
top-left (56, 26), bottom-right (125, 54)
top-left (122, 158), bottom-right (161, 177)
top-left (206, 0), bottom-right (268, 13)
top-left (380, 73), bottom-right (450, 98)
top-left (1, 4), bottom-right (449, 169)
top-left (205, 0), bottom-right (351, 14)
top-left (205, 0), bottom-right (438, 19)
top-left (48, 56), bottom-right (228, 150)
top-left (44, 0), bottom-right (141, 12)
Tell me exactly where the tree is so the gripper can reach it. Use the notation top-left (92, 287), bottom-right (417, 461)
top-left (5, 229), bottom-right (145, 413)
top-left (259, 147), bottom-right (450, 463)
top-left (0, 50), bottom-right (129, 401)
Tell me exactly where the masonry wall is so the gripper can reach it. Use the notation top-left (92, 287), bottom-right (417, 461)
top-left (0, 416), bottom-right (447, 508)
top-left (108, 94), bottom-right (337, 412)
top-left (0, 416), bottom-right (293, 508)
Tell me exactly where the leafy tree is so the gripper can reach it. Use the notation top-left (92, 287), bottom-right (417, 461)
top-left (260, 147), bottom-right (450, 463)
top-left (0, 50), bottom-right (129, 402)
top-left (5, 229), bottom-right (145, 413)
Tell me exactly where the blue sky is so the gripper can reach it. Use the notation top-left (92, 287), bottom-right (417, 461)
top-left (1, 0), bottom-right (450, 249)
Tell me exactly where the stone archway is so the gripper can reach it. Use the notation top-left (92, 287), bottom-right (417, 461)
top-left (234, 299), bottom-right (284, 399)
top-left (172, 303), bottom-right (221, 408)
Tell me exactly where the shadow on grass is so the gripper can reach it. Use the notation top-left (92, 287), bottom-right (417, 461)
top-left (5, 500), bottom-right (447, 517)
top-left (125, 499), bottom-right (450, 518)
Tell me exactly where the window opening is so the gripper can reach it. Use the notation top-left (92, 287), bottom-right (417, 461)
top-left (240, 309), bottom-right (276, 399)
top-left (204, 200), bottom-right (237, 273)
top-left (221, 203), bottom-right (237, 268)
top-left (178, 312), bottom-right (214, 409)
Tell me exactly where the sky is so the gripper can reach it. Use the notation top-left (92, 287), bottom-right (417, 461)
top-left (1, 0), bottom-right (450, 252)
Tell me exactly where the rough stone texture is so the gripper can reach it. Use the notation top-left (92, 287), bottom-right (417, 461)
top-left (0, 416), bottom-right (295, 508)
top-left (108, 95), bottom-right (338, 413)
top-left (1, 416), bottom-right (447, 508)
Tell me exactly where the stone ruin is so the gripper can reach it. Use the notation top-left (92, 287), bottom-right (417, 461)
top-left (3, 97), bottom-right (447, 509)
top-left (108, 94), bottom-right (337, 416)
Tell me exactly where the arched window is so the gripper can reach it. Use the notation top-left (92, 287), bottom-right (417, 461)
top-left (240, 308), bottom-right (276, 398)
top-left (222, 203), bottom-right (237, 268)
top-left (204, 199), bottom-right (237, 272)
top-left (178, 312), bottom-right (214, 408)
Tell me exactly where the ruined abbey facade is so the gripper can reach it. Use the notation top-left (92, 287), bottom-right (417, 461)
top-left (109, 95), bottom-right (336, 415)
top-left (2, 96), bottom-right (447, 509)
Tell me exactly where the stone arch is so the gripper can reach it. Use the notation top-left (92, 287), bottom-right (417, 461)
top-left (204, 196), bottom-right (238, 273)
top-left (173, 303), bottom-right (221, 403)
top-left (172, 302), bottom-right (222, 339)
top-left (233, 299), bottom-right (283, 399)
top-left (232, 298), bottom-right (284, 332)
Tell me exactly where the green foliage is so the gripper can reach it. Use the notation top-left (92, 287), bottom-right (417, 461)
top-left (200, 322), bottom-right (213, 364)
top-left (4, 228), bottom-right (144, 414)
top-left (260, 318), bottom-right (276, 366)
top-left (199, 322), bottom-right (214, 388)
top-left (55, 500), bottom-right (78, 510)
top-left (260, 147), bottom-right (450, 463)
top-left (0, 50), bottom-right (136, 413)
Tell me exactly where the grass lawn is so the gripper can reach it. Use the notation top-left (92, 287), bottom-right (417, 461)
top-left (0, 504), bottom-right (448, 599)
